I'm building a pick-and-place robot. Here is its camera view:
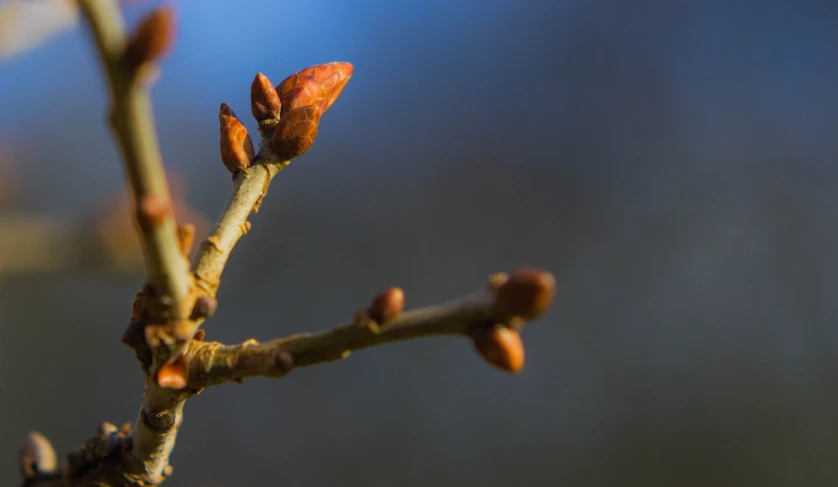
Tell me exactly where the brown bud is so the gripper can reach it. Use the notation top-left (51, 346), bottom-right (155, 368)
top-left (471, 324), bottom-right (525, 373)
top-left (156, 354), bottom-right (188, 389)
top-left (119, 422), bottom-right (132, 437)
top-left (191, 295), bottom-right (217, 320)
top-left (136, 195), bottom-right (169, 232)
top-left (125, 6), bottom-right (176, 68)
top-left (276, 62), bottom-right (353, 117)
top-left (219, 103), bottom-right (255, 174)
top-left (369, 287), bottom-right (405, 323)
top-left (250, 73), bottom-right (281, 122)
top-left (176, 223), bottom-right (195, 258)
top-left (19, 431), bottom-right (57, 479)
top-left (494, 267), bottom-right (556, 321)
top-left (270, 105), bottom-right (322, 159)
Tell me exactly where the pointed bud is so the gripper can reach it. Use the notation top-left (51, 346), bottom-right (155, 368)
top-left (156, 354), bottom-right (188, 389)
top-left (250, 73), bottom-right (281, 122)
top-left (493, 268), bottom-right (556, 321)
top-left (471, 324), bottom-right (525, 373)
top-left (124, 6), bottom-right (176, 69)
top-left (369, 287), bottom-right (405, 323)
top-left (276, 62), bottom-right (353, 117)
top-left (270, 105), bottom-right (322, 159)
top-left (19, 431), bottom-right (57, 479)
top-left (219, 103), bottom-right (255, 174)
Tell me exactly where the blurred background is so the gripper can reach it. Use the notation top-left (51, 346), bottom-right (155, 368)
top-left (2, 0), bottom-right (838, 485)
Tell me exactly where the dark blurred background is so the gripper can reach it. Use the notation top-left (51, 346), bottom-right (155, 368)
top-left (3, 0), bottom-right (838, 485)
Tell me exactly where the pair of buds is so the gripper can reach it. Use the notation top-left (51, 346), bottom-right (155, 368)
top-left (472, 268), bottom-right (557, 373)
top-left (220, 63), bottom-right (354, 174)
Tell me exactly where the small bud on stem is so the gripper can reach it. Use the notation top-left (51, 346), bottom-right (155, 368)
top-left (219, 103), bottom-right (255, 174)
top-left (493, 268), bottom-right (556, 321)
top-left (471, 324), bottom-right (525, 373)
top-left (124, 6), bottom-right (176, 70)
top-left (369, 287), bottom-right (405, 323)
top-left (250, 73), bottom-right (282, 123)
top-left (156, 354), bottom-right (188, 389)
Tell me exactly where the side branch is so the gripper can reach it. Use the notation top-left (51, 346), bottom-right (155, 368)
top-left (186, 269), bottom-right (556, 389)
top-left (78, 0), bottom-right (191, 319)
top-left (192, 158), bottom-right (289, 296)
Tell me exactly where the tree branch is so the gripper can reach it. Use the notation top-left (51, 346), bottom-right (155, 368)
top-left (78, 0), bottom-right (191, 321)
top-left (20, 3), bottom-right (557, 486)
top-left (192, 156), bottom-right (289, 296)
top-left (183, 269), bottom-right (555, 389)
top-left (186, 288), bottom-right (498, 388)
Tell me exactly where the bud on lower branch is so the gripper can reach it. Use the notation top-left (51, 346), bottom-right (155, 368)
top-left (471, 324), bottom-right (525, 373)
top-left (493, 268), bottom-right (556, 321)
top-left (369, 287), bottom-right (405, 323)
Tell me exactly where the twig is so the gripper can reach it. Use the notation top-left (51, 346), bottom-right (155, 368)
top-left (77, 0), bottom-right (191, 320)
top-left (192, 157), bottom-right (289, 296)
top-left (76, 1), bottom-right (194, 485)
top-left (186, 288), bottom-right (498, 388)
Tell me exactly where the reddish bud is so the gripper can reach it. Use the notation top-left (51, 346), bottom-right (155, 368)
top-left (219, 103), bottom-right (255, 174)
top-left (369, 287), bottom-right (405, 323)
top-left (136, 195), bottom-right (169, 232)
top-left (471, 324), bottom-right (525, 373)
top-left (276, 62), bottom-right (353, 117)
top-left (250, 73), bottom-right (282, 122)
top-left (270, 105), bottom-right (322, 159)
top-left (125, 6), bottom-right (176, 68)
top-left (494, 268), bottom-right (556, 321)
top-left (19, 431), bottom-right (57, 479)
top-left (156, 354), bottom-right (188, 389)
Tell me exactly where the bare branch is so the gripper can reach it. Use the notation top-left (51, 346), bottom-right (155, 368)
top-left (78, 0), bottom-right (191, 321)
top-left (186, 269), bottom-right (556, 388)
top-left (188, 290), bottom-right (493, 388)
top-left (192, 157), bottom-right (289, 296)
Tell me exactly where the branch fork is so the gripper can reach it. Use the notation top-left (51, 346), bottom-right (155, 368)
top-left (20, 2), bottom-right (557, 486)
